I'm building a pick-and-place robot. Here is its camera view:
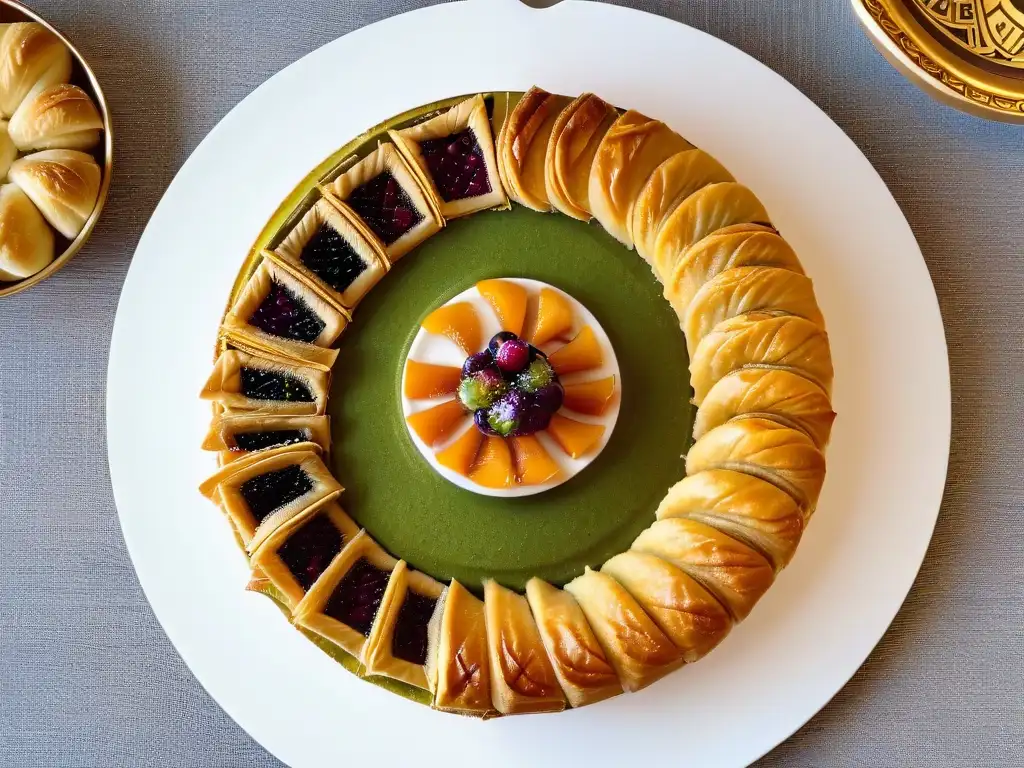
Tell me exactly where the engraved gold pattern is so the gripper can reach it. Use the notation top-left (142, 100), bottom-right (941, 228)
top-left (913, 0), bottom-right (1024, 68)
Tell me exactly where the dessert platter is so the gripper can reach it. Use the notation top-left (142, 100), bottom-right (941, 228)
top-left (108, 0), bottom-right (950, 765)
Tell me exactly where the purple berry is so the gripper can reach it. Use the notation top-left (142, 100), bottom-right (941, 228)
top-left (487, 331), bottom-right (518, 356)
top-left (514, 404), bottom-right (553, 436)
top-left (475, 366), bottom-right (505, 392)
top-left (533, 382), bottom-right (565, 414)
top-left (487, 389), bottom-right (528, 437)
top-left (495, 338), bottom-right (530, 373)
top-left (462, 351), bottom-right (492, 377)
top-left (474, 409), bottom-right (497, 435)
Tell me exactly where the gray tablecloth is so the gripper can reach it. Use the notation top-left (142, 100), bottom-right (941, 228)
top-left (2, 0), bottom-right (1021, 765)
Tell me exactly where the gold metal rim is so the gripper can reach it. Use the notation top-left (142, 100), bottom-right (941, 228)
top-left (0, 0), bottom-right (115, 298)
top-left (853, 0), bottom-right (1024, 122)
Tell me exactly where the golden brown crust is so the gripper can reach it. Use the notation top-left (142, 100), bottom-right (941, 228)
top-left (201, 412), bottom-right (331, 464)
top-left (497, 86), bottom-right (571, 212)
top-left (428, 581), bottom-right (494, 716)
top-left (483, 580), bottom-right (565, 714)
top-left (199, 349), bottom-right (330, 414)
top-left (524, 578), bottom-right (622, 707)
top-left (8, 83), bottom-right (103, 151)
top-left (8, 148), bottom-right (101, 239)
top-left (544, 92), bottom-right (619, 221)
top-left (0, 23), bottom-right (72, 118)
top-left (564, 568), bottom-right (683, 692)
top-left (600, 551), bottom-right (732, 663)
top-left (588, 109), bottom-right (693, 247)
top-left (0, 182), bottom-right (52, 280)
top-left (631, 518), bottom-right (776, 621)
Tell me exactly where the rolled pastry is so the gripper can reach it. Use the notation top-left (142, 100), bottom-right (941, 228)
top-left (201, 412), bottom-right (331, 465)
top-left (689, 311), bottom-right (834, 405)
top-left (199, 349), bottom-right (330, 416)
top-left (8, 83), bottom-right (103, 151)
top-left (694, 368), bottom-right (835, 449)
top-left (496, 86), bottom-right (571, 212)
top-left (652, 182), bottom-right (769, 282)
top-left (664, 224), bottom-right (803, 318)
top-left (686, 417), bottom-right (827, 513)
top-left (683, 266), bottom-right (823, 357)
top-left (631, 518), bottom-right (775, 621)
top-left (543, 92), bottom-right (618, 221)
top-left (426, 580), bottom-right (494, 717)
top-left (656, 469), bottom-right (804, 571)
top-left (0, 23), bottom-right (72, 117)
top-left (524, 577), bottom-right (622, 707)
top-left (483, 579), bottom-right (566, 714)
top-left (390, 93), bottom-right (507, 219)
top-left (564, 567), bottom-right (683, 692)
top-left (0, 182), bottom-right (53, 281)
top-left (8, 148), bottom-right (101, 239)
top-left (630, 149), bottom-right (733, 263)
top-left (600, 550), bottom-right (732, 662)
top-left (588, 109), bottom-right (693, 247)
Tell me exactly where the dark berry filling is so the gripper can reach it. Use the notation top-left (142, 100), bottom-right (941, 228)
top-left (391, 590), bottom-right (438, 665)
top-left (239, 464), bottom-right (314, 523)
top-left (232, 429), bottom-right (307, 453)
top-left (240, 368), bottom-right (314, 403)
top-left (300, 226), bottom-right (368, 294)
top-left (278, 513), bottom-right (345, 591)
top-left (324, 557), bottom-right (390, 636)
top-left (249, 280), bottom-right (325, 343)
top-left (346, 171), bottom-right (422, 246)
top-left (419, 129), bottom-right (491, 202)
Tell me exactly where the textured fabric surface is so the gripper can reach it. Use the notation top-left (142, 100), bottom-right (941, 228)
top-left (1, 0), bottom-right (1021, 765)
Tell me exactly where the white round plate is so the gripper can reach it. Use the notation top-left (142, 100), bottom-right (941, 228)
top-left (107, 1), bottom-right (950, 766)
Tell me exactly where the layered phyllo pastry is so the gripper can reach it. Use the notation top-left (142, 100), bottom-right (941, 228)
top-left (249, 500), bottom-right (360, 609)
top-left (426, 580), bottom-right (494, 717)
top-left (201, 349), bottom-right (329, 415)
top-left (391, 94), bottom-right (507, 219)
top-left (222, 258), bottom-right (347, 368)
top-left (496, 86), bottom-right (572, 212)
top-left (293, 529), bottom-right (400, 659)
top-left (269, 197), bottom-right (388, 314)
top-left (324, 142), bottom-right (442, 260)
top-left (202, 412), bottom-right (331, 466)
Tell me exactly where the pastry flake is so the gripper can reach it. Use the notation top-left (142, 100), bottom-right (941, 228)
top-left (200, 349), bottom-right (330, 415)
top-left (496, 86), bottom-right (572, 212)
top-left (427, 580), bottom-right (494, 717)
top-left (390, 94), bottom-right (507, 219)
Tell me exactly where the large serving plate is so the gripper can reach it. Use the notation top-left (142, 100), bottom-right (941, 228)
top-left (107, 1), bottom-right (950, 766)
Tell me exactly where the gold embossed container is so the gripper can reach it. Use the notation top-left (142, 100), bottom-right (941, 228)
top-left (854, 0), bottom-right (1024, 121)
top-left (0, 0), bottom-right (114, 298)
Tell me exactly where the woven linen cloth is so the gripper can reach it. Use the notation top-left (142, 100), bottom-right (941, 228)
top-left (1, 0), bottom-right (1021, 765)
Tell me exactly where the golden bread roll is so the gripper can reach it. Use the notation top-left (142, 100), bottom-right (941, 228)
top-left (483, 579), bottom-right (566, 714)
top-left (524, 577), bottom-right (622, 707)
top-left (664, 224), bottom-right (803, 318)
top-left (588, 109), bottom-right (693, 247)
top-left (427, 580), bottom-right (495, 717)
top-left (8, 83), bottom-right (103, 151)
top-left (496, 86), bottom-right (571, 212)
top-left (601, 551), bottom-right (732, 663)
top-left (689, 311), bottom-right (834, 404)
top-left (683, 266), bottom-right (823, 357)
top-left (543, 92), bottom-right (618, 221)
top-left (564, 567), bottom-right (683, 692)
top-left (0, 120), bottom-right (17, 178)
top-left (686, 417), bottom-right (826, 512)
top-left (695, 368), bottom-right (835, 449)
top-left (631, 518), bottom-right (775, 621)
top-left (0, 23), bottom-right (72, 117)
top-left (630, 149), bottom-right (733, 263)
top-left (0, 182), bottom-right (53, 280)
top-left (656, 469), bottom-right (804, 570)
top-left (8, 149), bottom-right (101, 239)
top-left (652, 182), bottom-right (769, 282)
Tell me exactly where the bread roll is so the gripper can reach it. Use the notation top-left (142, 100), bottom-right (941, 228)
top-left (652, 182), bottom-right (769, 282)
top-left (656, 469), bottom-right (804, 570)
top-left (685, 417), bottom-right (827, 512)
top-left (601, 551), bottom-right (732, 663)
top-left (631, 518), bottom-right (775, 621)
top-left (496, 86), bottom-right (571, 212)
top-left (544, 92), bottom-right (618, 221)
top-left (524, 577), bottom-right (622, 707)
top-left (689, 311), bottom-right (834, 405)
top-left (564, 567), bottom-right (683, 692)
top-left (588, 109), bottom-right (693, 247)
top-left (9, 83), bottom-right (103, 151)
top-left (8, 149), bottom-right (101, 239)
top-left (683, 266), bottom-right (823, 357)
top-left (695, 368), bottom-right (835, 449)
top-left (0, 120), bottom-right (16, 178)
top-left (0, 182), bottom-right (53, 280)
top-left (0, 23), bottom-right (72, 117)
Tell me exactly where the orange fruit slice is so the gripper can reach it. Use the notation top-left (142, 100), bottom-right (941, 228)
top-left (422, 302), bottom-right (482, 354)
top-left (436, 426), bottom-right (484, 476)
top-left (404, 360), bottom-right (462, 399)
top-left (510, 435), bottom-right (561, 485)
top-left (546, 413), bottom-right (605, 459)
top-left (478, 279), bottom-right (528, 336)
top-left (563, 375), bottom-right (616, 416)
top-left (406, 400), bottom-right (468, 446)
top-left (469, 435), bottom-right (514, 489)
top-left (528, 287), bottom-right (574, 346)
top-left (548, 326), bottom-right (603, 375)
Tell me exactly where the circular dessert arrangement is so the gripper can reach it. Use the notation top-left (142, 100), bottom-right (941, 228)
top-left (198, 89), bottom-right (835, 716)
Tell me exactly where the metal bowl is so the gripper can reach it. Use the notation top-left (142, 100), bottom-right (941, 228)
top-left (0, 0), bottom-right (114, 298)
top-left (854, 0), bottom-right (1024, 122)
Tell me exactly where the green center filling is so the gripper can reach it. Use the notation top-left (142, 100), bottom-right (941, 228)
top-left (328, 206), bottom-right (694, 591)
